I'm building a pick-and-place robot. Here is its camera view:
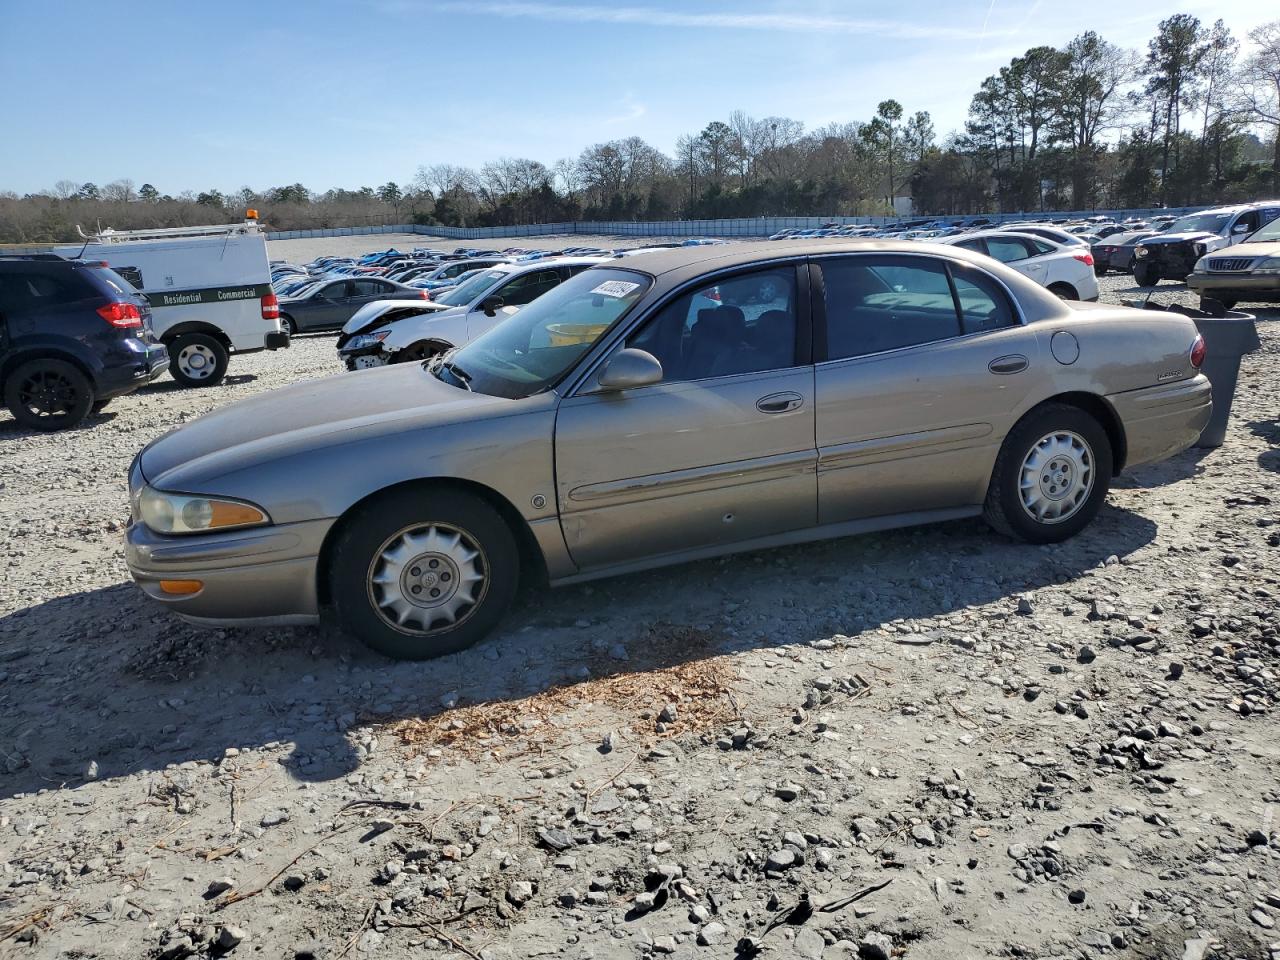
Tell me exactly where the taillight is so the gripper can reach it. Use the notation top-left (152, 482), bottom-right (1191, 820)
top-left (1073, 252), bottom-right (1094, 266)
top-left (420, 290), bottom-right (430, 299)
top-left (1189, 334), bottom-right (1205, 369)
top-left (97, 301), bottom-right (142, 328)
top-left (261, 293), bottom-right (279, 320)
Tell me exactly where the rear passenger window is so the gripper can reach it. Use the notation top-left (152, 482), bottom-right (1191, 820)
top-left (984, 237), bottom-right (1033, 263)
top-left (820, 257), bottom-right (960, 360)
top-left (0, 272), bottom-right (78, 310)
top-left (949, 264), bottom-right (1017, 335)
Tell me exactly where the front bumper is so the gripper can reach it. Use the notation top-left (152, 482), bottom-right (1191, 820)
top-left (124, 516), bottom-right (333, 626)
top-left (1108, 374), bottom-right (1213, 469)
top-left (338, 341), bottom-right (390, 371)
top-left (1185, 273), bottom-right (1280, 302)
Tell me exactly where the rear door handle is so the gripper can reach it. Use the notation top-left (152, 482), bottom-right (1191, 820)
top-left (989, 355), bottom-right (1028, 375)
top-left (756, 391), bottom-right (804, 414)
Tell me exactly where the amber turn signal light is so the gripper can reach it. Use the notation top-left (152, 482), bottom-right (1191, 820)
top-left (159, 580), bottom-right (204, 595)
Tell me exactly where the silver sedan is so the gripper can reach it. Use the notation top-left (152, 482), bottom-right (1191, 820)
top-left (125, 241), bottom-right (1212, 659)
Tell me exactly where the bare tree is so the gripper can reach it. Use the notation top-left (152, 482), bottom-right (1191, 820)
top-left (100, 179), bottom-right (137, 203)
top-left (1239, 20), bottom-right (1280, 182)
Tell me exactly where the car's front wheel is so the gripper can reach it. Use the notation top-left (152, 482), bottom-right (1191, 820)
top-left (279, 314), bottom-right (297, 336)
top-left (328, 487), bottom-right (519, 660)
top-left (1132, 262), bottom-right (1159, 287)
top-left (168, 333), bottom-right (229, 387)
top-left (983, 404), bottom-right (1112, 544)
top-left (4, 358), bottom-right (94, 431)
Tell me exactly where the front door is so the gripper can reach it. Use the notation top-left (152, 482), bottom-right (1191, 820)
top-left (466, 268), bottom-right (561, 341)
top-left (554, 264), bottom-right (818, 570)
top-left (811, 254), bottom-right (1046, 524)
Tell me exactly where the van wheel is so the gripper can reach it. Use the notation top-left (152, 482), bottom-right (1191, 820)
top-left (4, 358), bottom-right (94, 431)
top-left (168, 333), bottom-right (229, 387)
top-left (328, 487), bottom-right (519, 660)
top-left (983, 403), bottom-right (1113, 544)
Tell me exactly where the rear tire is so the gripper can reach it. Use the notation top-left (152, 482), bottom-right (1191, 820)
top-left (1132, 262), bottom-right (1159, 287)
top-left (1093, 263), bottom-right (1107, 277)
top-left (4, 358), bottom-right (94, 431)
top-left (279, 315), bottom-right (296, 336)
top-left (328, 487), bottom-right (519, 660)
top-left (91, 398), bottom-right (112, 414)
top-left (983, 403), bottom-right (1113, 545)
top-left (168, 333), bottom-right (229, 387)
top-left (1048, 283), bottom-right (1078, 300)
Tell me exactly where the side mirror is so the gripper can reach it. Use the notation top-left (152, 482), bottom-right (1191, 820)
top-left (598, 348), bottom-right (663, 391)
top-left (480, 295), bottom-right (505, 317)
top-left (1232, 222), bottom-right (1250, 234)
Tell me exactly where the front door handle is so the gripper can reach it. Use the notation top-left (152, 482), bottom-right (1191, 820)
top-left (989, 355), bottom-right (1029, 375)
top-left (756, 391), bottom-right (804, 414)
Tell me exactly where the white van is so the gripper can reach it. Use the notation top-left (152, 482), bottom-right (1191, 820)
top-left (59, 216), bottom-right (287, 386)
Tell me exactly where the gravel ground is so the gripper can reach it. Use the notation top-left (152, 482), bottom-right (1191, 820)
top-left (2, 239), bottom-right (1280, 960)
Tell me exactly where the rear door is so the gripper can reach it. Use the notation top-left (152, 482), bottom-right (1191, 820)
top-left (980, 236), bottom-right (1045, 285)
top-left (812, 253), bottom-right (1047, 524)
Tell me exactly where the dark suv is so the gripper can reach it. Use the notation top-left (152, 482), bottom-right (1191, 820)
top-left (0, 255), bottom-right (168, 431)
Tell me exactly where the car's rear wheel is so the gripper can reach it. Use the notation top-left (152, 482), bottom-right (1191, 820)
top-left (1047, 282), bottom-right (1078, 300)
top-left (168, 333), bottom-right (229, 387)
top-left (91, 398), bottom-right (112, 414)
top-left (4, 358), bottom-right (94, 431)
top-left (328, 487), bottom-right (518, 660)
top-left (983, 403), bottom-right (1112, 544)
top-left (1132, 262), bottom-right (1159, 287)
top-left (1093, 262), bottom-right (1107, 277)
top-left (279, 315), bottom-right (297, 336)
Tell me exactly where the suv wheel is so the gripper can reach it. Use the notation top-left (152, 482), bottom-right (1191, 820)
top-left (328, 487), bottom-right (519, 660)
top-left (168, 333), bottom-right (229, 387)
top-left (983, 403), bottom-right (1113, 544)
top-left (4, 358), bottom-right (94, 431)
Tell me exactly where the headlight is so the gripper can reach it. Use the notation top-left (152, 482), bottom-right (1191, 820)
top-left (1135, 246), bottom-right (1148, 258)
top-left (1252, 257), bottom-right (1280, 275)
top-left (139, 487), bottom-right (269, 535)
top-left (344, 331), bottom-right (390, 351)
top-left (1193, 257), bottom-right (1208, 272)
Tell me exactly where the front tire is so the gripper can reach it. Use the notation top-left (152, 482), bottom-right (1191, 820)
top-left (328, 487), bottom-right (519, 660)
top-left (983, 404), bottom-right (1113, 544)
top-left (392, 342), bottom-right (446, 364)
top-left (168, 333), bottom-right (229, 387)
top-left (1132, 262), bottom-right (1159, 287)
top-left (4, 358), bottom-right (94, 431)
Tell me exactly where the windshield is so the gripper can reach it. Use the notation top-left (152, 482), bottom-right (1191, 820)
top-left (1245, 217), bottom-right (1280, 243)
top-left (433, 269), bottom-right (506, 306)
top-left (1166, 211), bottom-right (1233, 234)
top-left (441, 267), bottom-right (651, 399)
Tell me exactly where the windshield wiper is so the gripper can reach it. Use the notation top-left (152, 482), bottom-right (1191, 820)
top-left (437, 360), bottom-right (473, 391)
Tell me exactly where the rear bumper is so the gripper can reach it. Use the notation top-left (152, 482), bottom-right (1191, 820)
top-left (97, 343), bottom-right (170, 398)
top-left (1108, 375), bottom-right (1213, 469)
top-left (124, 517), bottom-right (332, 626)
top-left (1185, 273), bottom-right (1280, 302)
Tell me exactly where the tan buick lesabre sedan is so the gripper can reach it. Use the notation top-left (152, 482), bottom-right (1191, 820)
top-left (126, 241), bottom-right (1212, 659)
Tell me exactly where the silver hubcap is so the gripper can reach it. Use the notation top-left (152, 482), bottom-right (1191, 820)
top-left (367, 523), bottom-right (487, 634)
top-left (1019, 431), bottom-right (1094, 524)
top-left (178, 344), bottom-right (215, 379)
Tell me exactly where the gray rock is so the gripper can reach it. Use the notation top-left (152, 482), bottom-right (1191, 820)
top-left (858, 932), bottom-right (893, 960)
top-left (766, 849), bottom-right (796, 871)
top-left (537, 827), bottom-right (575, 851)
top-left (206, 877), bottom-right (235, 896)
top-left (506, 880), bottom-right (534, 907)
top-left (698, 922), bottom-right (727, 946)
top-left (796, 927), bottom-right (827, 959)
top-left (216, 926), bottom-right (247, 950)
top-left (260, 810), bottom-right (289, 828)
top-left (653, 935), bottom-right (677, 954)
top-left (911, 824), bottom-right (938, 846)
top-left (659, 703), bottom-right (678, 723)
top-left (1251, 908), bottom-right (1275, 929)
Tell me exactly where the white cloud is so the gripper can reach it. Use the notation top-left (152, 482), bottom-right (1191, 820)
top-left (417, 1), bottom-right (1014, 41)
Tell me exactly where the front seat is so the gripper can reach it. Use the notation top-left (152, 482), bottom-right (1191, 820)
top-left (685, 305), bottom-right (746, 378)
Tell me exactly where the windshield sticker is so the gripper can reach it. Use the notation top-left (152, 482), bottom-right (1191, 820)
top-left (590, 280), bottom-right (641, 298)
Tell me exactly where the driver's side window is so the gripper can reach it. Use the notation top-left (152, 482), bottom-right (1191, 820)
top-left (625, 267), bottom-right (798, 383)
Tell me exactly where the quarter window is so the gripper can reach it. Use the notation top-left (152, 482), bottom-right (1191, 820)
top-left (984, 236), bottom-right (1034, 263)
top-left (949, 263), bottom-right (1017, 335)
top-left (626, 267), bottom-right (798, 382)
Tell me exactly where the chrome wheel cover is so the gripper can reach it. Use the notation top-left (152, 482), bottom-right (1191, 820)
top-left (177, 343), bottom-right (216, 380)
top-left (1019, 431), bottom-right (1094, 524)
top-left (367, 523), bottom-right (487, 634)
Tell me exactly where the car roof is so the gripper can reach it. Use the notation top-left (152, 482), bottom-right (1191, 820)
top-left (488, 255), bottom-right (609, 274)
top-left (939, 230), bottom-right (1058, 246)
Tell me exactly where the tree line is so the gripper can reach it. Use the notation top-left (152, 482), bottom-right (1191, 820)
top-left (2, 15), bottom-right (1278, 244)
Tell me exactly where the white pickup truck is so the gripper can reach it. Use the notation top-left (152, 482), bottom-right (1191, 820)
top-left (59, 216), bottom-right (288, 386)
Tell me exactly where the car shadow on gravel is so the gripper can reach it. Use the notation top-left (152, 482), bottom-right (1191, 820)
top-left (0, 504), bottom-right (1157, 801)
top-left (139, 373), bottom-right (258, 394)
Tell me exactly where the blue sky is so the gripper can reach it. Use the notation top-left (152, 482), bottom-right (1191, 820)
top-left (0, 0), bottom-right (1272, 196)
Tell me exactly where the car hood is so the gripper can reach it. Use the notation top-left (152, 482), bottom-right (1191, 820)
top-left (1140, 231), bottom-right (1218, 245)
top-left (1203, 240), bottom-right (1280, 260)
top-left (139, 363), bottom-right (510, 491)
top-left (342, 300), bottom-right (450, 335)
